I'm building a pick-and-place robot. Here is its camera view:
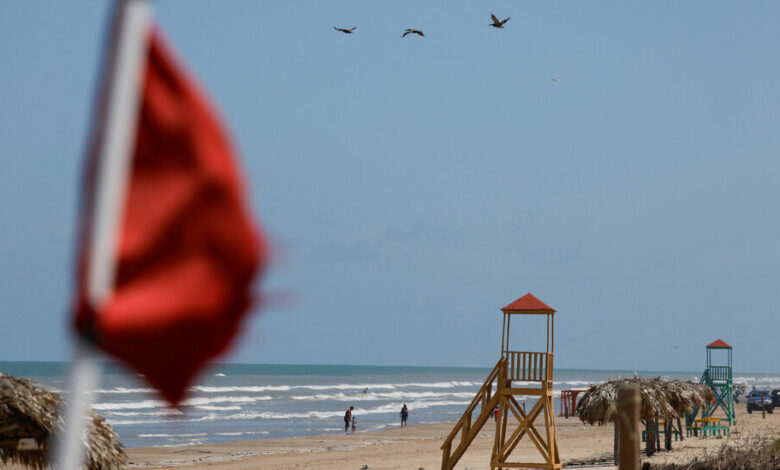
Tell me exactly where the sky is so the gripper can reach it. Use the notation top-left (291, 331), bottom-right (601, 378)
top-left (1, 1), bottom-right (778, 374)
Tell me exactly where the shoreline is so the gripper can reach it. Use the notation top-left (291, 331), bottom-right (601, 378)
top-left (124, 407), bottom-right (779, 469)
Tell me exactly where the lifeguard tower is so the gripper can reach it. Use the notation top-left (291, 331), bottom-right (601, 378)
top-left (441, 293), bottom-right (560, 470)
top-left (693, 339), bottom-right (736, 424)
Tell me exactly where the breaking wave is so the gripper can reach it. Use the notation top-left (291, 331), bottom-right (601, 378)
top-left (94, 395), bottom-right (272, 411)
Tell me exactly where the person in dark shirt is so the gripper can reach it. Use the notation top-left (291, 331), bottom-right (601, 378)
top-left (344, 406), bottom-right (354, 433)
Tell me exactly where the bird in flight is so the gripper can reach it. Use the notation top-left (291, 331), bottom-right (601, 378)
top-left (402, 28), bottom-right (425, 38)
top-left (490, 13), bottom-right (510, 28)
top-left (333, 26), bottom-right (357, 34)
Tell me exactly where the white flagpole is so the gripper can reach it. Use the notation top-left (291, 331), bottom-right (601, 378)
top-left (55, 1), bottom-right (152, 468)
top-left (55, 342), bottom-right (100, 470)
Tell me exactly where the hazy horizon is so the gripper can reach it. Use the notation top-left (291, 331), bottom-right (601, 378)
top-left (3, 360), bottom-right (778, 377)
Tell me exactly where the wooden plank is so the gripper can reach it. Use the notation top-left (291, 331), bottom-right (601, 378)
top-left (505, 387), bottom-right (545, 395)
top-left (523, 353), bottom-right (530, 381)
top-left (546, 314), bottom-right (550, 354)
top-left (547, 355), bottom-right (554, 382)
top-left (519, 352), bottom-right (524, 381)
top-left (548, 395), bottom-right (560, 466)
top-left (491, 396), bottom-right (503, 468)
top-left (506, 315), bottom-right (511, 352)
top-left (493, 462), bottom-right (561, 469)
top-left (501, 313), bottom-right (506, 355)
top-left (510, 352), bottom-right (515, 381)
top-left (543, 392), bottom-right (553, 464)
top-left (525, 352), bottom-right (530, 381)
top-left (501, 398), bottom-right (509, 447)
top-left (534, 353), bottom-right (539, 381)
top-left (551, 315), bottom-right (555, 354)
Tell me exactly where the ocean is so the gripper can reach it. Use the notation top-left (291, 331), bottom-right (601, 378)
top-left (1, 362), bottom-right (778, 449)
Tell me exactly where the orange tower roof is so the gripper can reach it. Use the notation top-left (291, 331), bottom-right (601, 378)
top-left (501, 293), bottom-right (555, 314)
top-left (707, 339), bottom-right (732, 349)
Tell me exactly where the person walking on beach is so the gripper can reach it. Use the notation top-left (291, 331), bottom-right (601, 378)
top-left (344, 406), bottom-right (354, 433)
top-left (400, 404), bottom-right (409, 428)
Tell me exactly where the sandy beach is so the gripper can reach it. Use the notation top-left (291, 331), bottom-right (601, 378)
top-left (124, 406), bottom-right (779, 469)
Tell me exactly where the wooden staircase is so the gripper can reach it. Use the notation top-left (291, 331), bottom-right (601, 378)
top-left (440, 359), bottom-right (502, 470)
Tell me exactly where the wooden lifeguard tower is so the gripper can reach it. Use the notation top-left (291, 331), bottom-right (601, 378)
top-left (690, 339), bottom-right (736, 424)
top-left (441, 293), bottom-right (560, 470)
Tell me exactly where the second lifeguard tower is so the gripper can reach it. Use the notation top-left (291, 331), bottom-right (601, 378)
top-left (691, 339), bottom-right (736, 424)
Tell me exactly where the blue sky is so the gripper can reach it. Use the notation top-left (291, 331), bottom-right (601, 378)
top-left (1, 1), bottom-right (778, 373)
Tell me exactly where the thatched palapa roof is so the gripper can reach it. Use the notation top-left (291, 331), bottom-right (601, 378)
top-left (576, 377), bottom-right (714, 425)
top-left (0, 372), bottom-right (127, 470)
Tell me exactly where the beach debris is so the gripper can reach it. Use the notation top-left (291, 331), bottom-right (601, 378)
top-left (360, 465), bottom-right (370, 470)
top-left (334, 26), bottom-right (357, 34)
top-left (402, 28), bottom-right (425, 38)
top-left (489, 13), bottom-right (510, 28)
top-left (647, 435), bottom-right (779, 469)
top-left (0, 372), bottom-right (126, 470)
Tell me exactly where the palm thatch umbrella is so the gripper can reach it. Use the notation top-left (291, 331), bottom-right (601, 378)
top-left (576, 377), bottom-right (713, 463)
top-left (576, 377), bottom-right (713, 425)
top-left (0, 372), bottom-right (127, 470)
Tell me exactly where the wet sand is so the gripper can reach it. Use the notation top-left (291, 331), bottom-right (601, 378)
top-left (124, 406), bottom-right (779, 469)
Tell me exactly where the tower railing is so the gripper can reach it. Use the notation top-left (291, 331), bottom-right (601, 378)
top-left (503, 351), bottom-right (553, 382)
top-left (707, 366), bottom-right (730, 381)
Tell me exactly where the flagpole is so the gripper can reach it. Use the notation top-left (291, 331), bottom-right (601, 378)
top-left (55, 342), bottom-right (100, 470)
top-left (55, 1), bottom-right (152, 468)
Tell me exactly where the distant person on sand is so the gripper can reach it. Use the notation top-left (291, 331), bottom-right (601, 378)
top-left (400, 404), bottom-right (409, 427)
top-left (344, 406), bottom-right (354, 433)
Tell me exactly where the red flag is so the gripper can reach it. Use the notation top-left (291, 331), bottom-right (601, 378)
top-left (74, 17), bottom-right (265, 405)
